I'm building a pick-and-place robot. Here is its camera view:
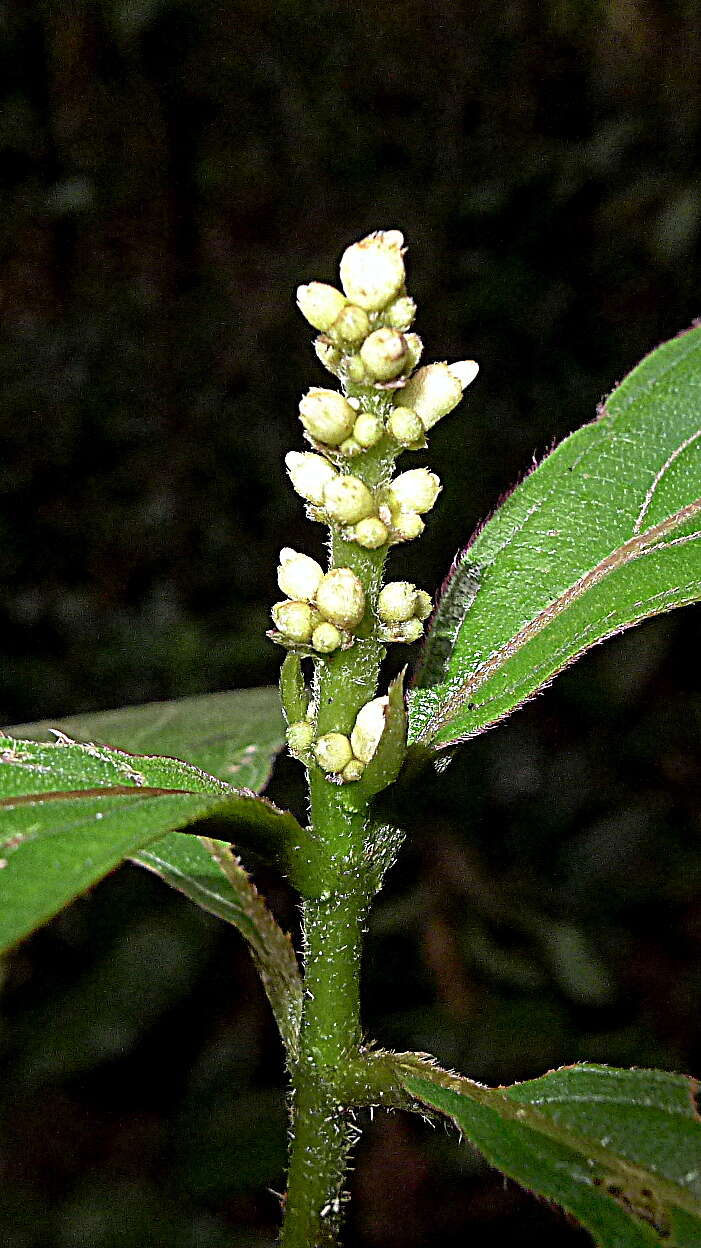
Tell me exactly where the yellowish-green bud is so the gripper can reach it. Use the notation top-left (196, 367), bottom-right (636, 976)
top-left (386, 468), bottom-right (441, 514)
top-left (340, 437), bottom-right (362, 457)
top-left (277, 548), bottom-right (324, 601)
top-left (330, 303), bottom-right (371, 346)
top-left (314, 732), bottom-right (353, 774)
top-left (353, 412), bottom-right (384, 449)
top-left (403, 332), bottom-right (423, 371)
top-left (352, 516), bottom-right (389, 549)
top-left (286, 719), bottom-right (315, 757)
top-left (359, 328), bottom-right (409, 381)
top-left (350, 695), bottom-right (388, 764)
top-left (323, 475), bottom-right (376, 525)
top-left (388, 510), bottom-right (425, 543)
top-left (343, 355), bottom-right (369, 384)
top-left (377, 581), bottom-right (419, 623)
top-left (399, 363), bottom-right (464, 431)
top-left (311, 621), bottom-right (343, 653)
top-left (316, 568), bottom-right (366, 630)
top-left (296, 282), bottom-right (347, 331)
top-left (299, 388), bottom-right (356, 446)
top-left (285, 451), bottom-right (339, 506)
top-left (339, 230), bottom-right (406, 311)
top-left (385, 295), bottom-right (416, 331)
top-left (313, 337), bottom-right (342, 375)
top-left (341, 758), bottom-right (365, 783)
top-left (414, 589), bottom-right (433, 620)
top-left (271, 599), bottom-right (319, 643)
top-left (387, 406), bottom-right (425, 448)
top-left (379, 617), bottom-right (424, 643)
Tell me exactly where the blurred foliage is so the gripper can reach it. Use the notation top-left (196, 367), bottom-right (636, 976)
top-left (1, 0), bottom-right (700, 1244)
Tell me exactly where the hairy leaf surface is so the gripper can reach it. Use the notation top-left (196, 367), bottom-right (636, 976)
top-left (409, 326), bottom-right (701, 751)
top-left (401, 1061), bottom-right (701, 1247)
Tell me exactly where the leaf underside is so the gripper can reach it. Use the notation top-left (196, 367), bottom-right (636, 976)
top-left (401, 1061), bottom-right (701, 1247)
top-left (409, 325), bottom-right (701, 752)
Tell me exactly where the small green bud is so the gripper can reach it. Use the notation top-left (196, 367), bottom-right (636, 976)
top-left (413, 589), bottom-right (433, 620)
top-left (330, 303), bottom-right (371, 346)
top-left (343, 354), bottom-right (369, 384)
top-left (271, 600), bottom-right (319, 644)
top-left (353, 411), bottom-right (384, 449)
top-left (285, 451), bottom-right (339, 506)
top-left (385, 295), bottom-right (416, 330)
top-left (386, 468), bottom-right (441, 514)
top-left (359, 328), bottom-right (409, 381)
top-left (299, 388), bottom-right (356, 446)
top-left (352, 516), bottom-right (389, 549)
top-left (314, 732), bottom-right (353, 774)
top-left (341, 758), bottom-right (365, 783)
top-left (323, 475), bottom-right (376, 525)
top-left (379, 617), bottom-right (424, 643)
top-left (277, 548), bottom-right (324, 601)
top-left (377, 581), bottom-right (419, 623)
top-left (403, 332), bottom-right (423, 371)
top-left (399, 363), bottom-right (464, 430)
top-left (350, 695), bottom-right (388, 764)
top-left (286, 719), bottom-right (315, 758)
top-left (316, 568), bottom-right (366, 630)
top-left (387, 406), bottom-right (425, 448)
top-left (311, 621), bottom-right (343, 653)
top-left (313, 336), bottom-right (342, 375)
top-left (339, 230), bottom-right (406, 311)
top-left (388, 510), bottom-right (425, 543)
top-left (296, 282), bottom-right (347, 331)
top-left (339, 436), bottom-right (362, 457)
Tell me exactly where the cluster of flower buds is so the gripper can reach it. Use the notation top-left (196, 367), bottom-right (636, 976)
top-left (271, 550), bottom-right (365, 654)
top-left (297, 694), bottom-right (389, 783)
top-left (376, 580), bottom-right (433, 643)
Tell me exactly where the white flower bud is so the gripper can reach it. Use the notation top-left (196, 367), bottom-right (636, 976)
top-left (413, 590), bottom-right (433, 620)
top-left (277, 548), bottom-right (324, 601)
top-left (314, 337), bottom-right (342, 375)
top-left (399, 363), bottom-right (464, 430)
top-left (323, 475), bottom-right (376, 525)
top-left (352, 517), bottom-right (389, 549)
top-left (330, 304), bottom-right (370, 346)
top-left (339, 230), bottom-right (406, 311)
top-left (286, 719), bottom-right (315, 757)
top-left (350, 696), bottom-right (388, 764)
top-left (352, 412), bottom-right (384, 449)
top-left (271, 600), bottom-right (319, 643)
top-left (342, 758), bottom-right (365, 783)
top-left (311, 621), bottom-right (343, 653)
top-left (387, 407), bottom-right (425, 448)
top-left (285, 451), bottom-right (339, 506)
top-left (296, 282), bottom-right (347, 331)
top-left (359, 328), bottom-right (409, 381)
top-left (314, 732), bottom-right (354, 774)
top-left (385, 468), bottom-right (441, 514)
top-left (343, 355), bottom-right (369, 384)
top-left (385, 295), bottom-right (416, 331)
top-left (447, 359), bottom-right (480, 390)
top-left (316, 568), bottom-right (366, 630)
top-left (403, 333), bottom-right (423, 371)
top-left (299, 388), bottom-right (357, 446)
top-left (377, 581), bottom-right (419, 623)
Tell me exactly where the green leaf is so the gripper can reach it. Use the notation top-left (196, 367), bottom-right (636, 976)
top-left (0, 735), bottom-right (309, 951)
top-left (5, 686), bottom-right (284, 788)
top-left (133, 834), bottom-right (303, 1056)
top-left (400, 1061), bottom-right (701, 1247)
top-left (409, 326), bottom-right (701, 752)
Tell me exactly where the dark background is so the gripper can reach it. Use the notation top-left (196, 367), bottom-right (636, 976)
top-left (1, 2), bottom-right (701, 1245)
